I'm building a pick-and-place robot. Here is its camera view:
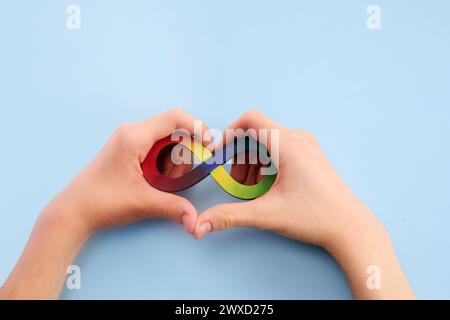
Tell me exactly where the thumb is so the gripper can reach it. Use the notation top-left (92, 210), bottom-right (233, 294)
top-left (194, 201), bottom-right (265, 240)
top-left (143, 189), bottom-right (198, 234)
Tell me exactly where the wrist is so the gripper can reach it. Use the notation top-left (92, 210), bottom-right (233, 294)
top-left (42, 191), bottom-right (96, 241)
top-left (323, 202), bottom-right (387, 258)
top-left (321, 205), bottom-right (414, 299)
top-left (1, 198), bottom-right (92, 299)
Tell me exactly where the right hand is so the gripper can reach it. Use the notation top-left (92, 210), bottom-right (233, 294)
top-left (193, 109), bottom-right (380, 249)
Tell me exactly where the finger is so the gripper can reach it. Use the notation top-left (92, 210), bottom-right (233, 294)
top-left (169, 162), bottom-right (192, 178)
top-left (160, 147), bottom-right (176, 177)
top-left (226, 112), bottom-right (279, 163)
top-left (143, 108), bottom-right (211, 145)
top-left (159, 144), bottom-right (193, 178)
top-left (230, 162), bottom-right (249, 184)
top-left (244, 164), bottom-right (259, 186)
top-left (216, 109), bottom-right (283, 168)
top-left (256, 166), bottom-right (265, 183)
top-left (222, 109), bottom-right (279, 146)
top-left (242, 151), bottom-right (259, 185)
top-left (193, 200), bottom-right (267, 239)
top-left (143, 189), bottom-right (198, 234)
top-left (230, 152), bottom-right (250, 183)
top-left (230, 109), bottom-right (279, 129)
top-left (136, 108), bottom-right (212, 163)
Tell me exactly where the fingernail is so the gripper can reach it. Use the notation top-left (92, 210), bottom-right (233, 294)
top-left (198, 221), bottom-right (212, 239)
top-left (181, 214), bottom-right (192, 234)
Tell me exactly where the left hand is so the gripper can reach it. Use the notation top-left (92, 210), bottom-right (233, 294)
top-left (45, 108), bottom-right (208, 236)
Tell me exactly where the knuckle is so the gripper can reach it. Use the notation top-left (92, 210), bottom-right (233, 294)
top-left (163, 204), bottom-right (173, 220)
top-left (114, 123), bottom-right (138, 146)
top-left (165, 200), bottom-right (183, 220)
top-left (296, 130), bottom-right (317, 145)
top-left (301, 130), bottom-right (315, 141)
top-left (164, 205), bottom-right (172, 219)
top-left (220, 209), bottom-right (236, 229)
top-left (169, 107), bottom-right (186, 117)
top-left (243, 108), bottom-right (260, 119)
top-left (115, 123), bottom-right (131, 135)
top-left (221, 214), bottom-right (233, 229)
top-left (114, 123), bottom-right (132, 138)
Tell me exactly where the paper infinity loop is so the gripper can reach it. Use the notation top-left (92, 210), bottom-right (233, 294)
top-left (142, 135), bottom-right (277, 199)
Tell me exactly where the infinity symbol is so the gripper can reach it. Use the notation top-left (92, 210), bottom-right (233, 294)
top-left (142, 135), bottom-right (277, 199)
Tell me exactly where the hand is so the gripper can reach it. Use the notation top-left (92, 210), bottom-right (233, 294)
top-left (0, 108), bottom-right (209, 299)
top-left (193, 109), bottom-right (414, 299)
top-left (193, 109), bottom-right (371, 246)
top-left (47, 108), bottom-right (208, 236)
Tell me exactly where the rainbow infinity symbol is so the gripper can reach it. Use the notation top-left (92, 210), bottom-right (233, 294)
top-left (142, 135), bottom-right (277, 200)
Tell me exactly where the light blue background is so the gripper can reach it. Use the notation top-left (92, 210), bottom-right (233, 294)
top-left (0, 0), bottom-right (449, 299)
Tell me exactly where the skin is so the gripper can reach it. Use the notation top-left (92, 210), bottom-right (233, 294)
top-left (0, 108), bottom-right (414, 299)
top-left (0, 108), bottom-right (208, 299)
top-left (194, 109), bottom-right (415, 299)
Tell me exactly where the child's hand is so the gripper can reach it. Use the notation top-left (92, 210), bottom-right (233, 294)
top-left (1, 109), bottom-right (211, 299)
top-left (193, 110), bottom-right (414, 299)
top-left (47, 108), bottom-right (208, 236)
top-left (194, 109), bottom-right (371, 246)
